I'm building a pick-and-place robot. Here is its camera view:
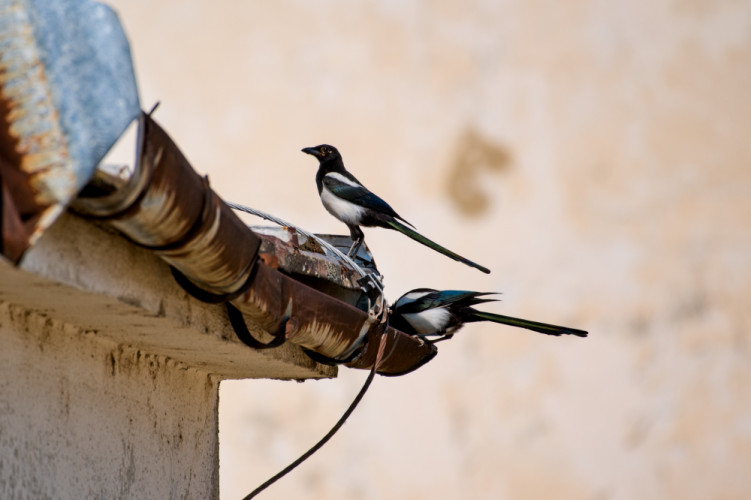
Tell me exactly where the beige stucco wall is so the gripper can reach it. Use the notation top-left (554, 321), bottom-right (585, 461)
top-left (107, 1), bottom-right (751, 498)
top-left (0, 297), bottom-right (220, 499)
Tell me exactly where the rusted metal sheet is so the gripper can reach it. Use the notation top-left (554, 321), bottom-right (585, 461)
top-left (253, 228), bottom-right (379, 309)
top-left (74, 112), bottom-right (261, 296)
top-left (0, 0), bottom-right (139, 262)
top-left (254, 228), bottom-right (363, 291)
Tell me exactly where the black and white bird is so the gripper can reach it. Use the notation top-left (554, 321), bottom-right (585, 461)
top-left (390, 288), bottom-right (588, 343)
top-left (302, 144), bottom-right (490, 274)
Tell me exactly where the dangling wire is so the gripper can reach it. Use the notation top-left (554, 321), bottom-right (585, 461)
top-left (242, 326), bottom-right (389, 500)
top-left (227, 201), bottom-right (393, 498)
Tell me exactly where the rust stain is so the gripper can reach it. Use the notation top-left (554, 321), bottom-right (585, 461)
top-left (0, 0), bottom-right (75, 260)
top-left (1, 169), bottom-right (31, 262)
top-left (259, 252), bottom-right (280, 269)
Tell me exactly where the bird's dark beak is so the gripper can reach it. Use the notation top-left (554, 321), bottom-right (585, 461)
top-left (301, 147), bottom-right (320, 158)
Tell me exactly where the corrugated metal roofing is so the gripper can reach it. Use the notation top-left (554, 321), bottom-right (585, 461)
top-left (0, 0), bottom-right (139, 261)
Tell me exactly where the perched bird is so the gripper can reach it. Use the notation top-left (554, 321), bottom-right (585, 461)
top-left (302, 144), bottom-right (490, 274)
top-left (390, 288), bottom-right (588, 343)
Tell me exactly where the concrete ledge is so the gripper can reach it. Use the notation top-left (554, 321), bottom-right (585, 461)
top-left (1, 212), bottom-right (335, 380)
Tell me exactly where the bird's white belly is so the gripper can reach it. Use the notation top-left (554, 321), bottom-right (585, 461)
top-left (402, 307), bottom-right (451, 335)
top-left (321, 186), bottom-right (365, 225)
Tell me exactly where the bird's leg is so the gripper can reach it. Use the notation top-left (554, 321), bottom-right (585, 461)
top-left (347, 225), bottom-right (365, 257)
top-left (348, 240), bottom-right (363, 258)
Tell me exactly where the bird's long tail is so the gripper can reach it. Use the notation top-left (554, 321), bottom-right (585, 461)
top-left (386, 219), bottom-right (491, 274)
top-left (468, 310), bottom-right (588, 337)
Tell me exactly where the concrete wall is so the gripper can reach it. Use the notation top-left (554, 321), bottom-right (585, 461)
top-left (107, 1), bottom-right (751, 499)
top-left (0, 301), bottom-right (219, 498)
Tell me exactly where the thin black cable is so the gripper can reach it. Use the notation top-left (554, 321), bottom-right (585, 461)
top-left (243, 331), bottom-right (387, 500)
top-left (226, 302), bottom-right (289, 349)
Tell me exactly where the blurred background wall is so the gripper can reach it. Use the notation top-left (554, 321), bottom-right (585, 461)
top-left (106, 1), bottom-right (751, 498)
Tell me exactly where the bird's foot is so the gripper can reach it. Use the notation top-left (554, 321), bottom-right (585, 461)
top-left (347, 238), bottom-right (363, 258)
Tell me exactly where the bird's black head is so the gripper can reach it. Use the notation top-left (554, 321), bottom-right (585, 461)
top-left (301, 144), bottom-right (341, 164)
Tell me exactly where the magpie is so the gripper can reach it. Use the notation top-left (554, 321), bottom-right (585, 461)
top-left (390, 288), bottom-right (588, 343)
top-left (302, 144), bottom-right (491, 274)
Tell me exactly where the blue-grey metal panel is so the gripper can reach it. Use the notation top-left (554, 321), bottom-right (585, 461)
top-left (0, 0), bottom-right (139, 252)
top-left (26, 0), bottom-right (140, 184)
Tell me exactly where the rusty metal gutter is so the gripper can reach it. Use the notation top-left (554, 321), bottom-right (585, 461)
top-left (74, 112), bottom-right (260, 296)
top-left (238, 261), bottom-right (436, 375)
top-left (73, 112), bottom-right (436, 375)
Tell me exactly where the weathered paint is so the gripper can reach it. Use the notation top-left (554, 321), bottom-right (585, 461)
top-left (0, 0), bottom-right (139, 261)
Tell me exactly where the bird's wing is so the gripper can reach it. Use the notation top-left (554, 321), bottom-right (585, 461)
top-left (322, 173), bottom-right (401, 218)
top-left (397, 290), bottom-right (497, 314)
top-left (424, 290), bottom-right (497, 309)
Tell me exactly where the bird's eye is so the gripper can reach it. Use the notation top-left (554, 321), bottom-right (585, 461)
top-left (321, 147), bottom-right (329, 155)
